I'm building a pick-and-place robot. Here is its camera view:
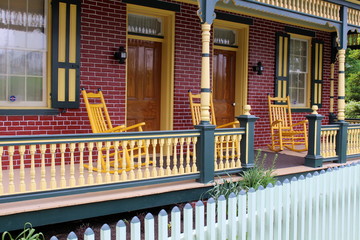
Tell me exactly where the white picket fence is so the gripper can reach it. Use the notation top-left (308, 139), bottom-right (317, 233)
top-left (51, 161), bottom-right (360, 240)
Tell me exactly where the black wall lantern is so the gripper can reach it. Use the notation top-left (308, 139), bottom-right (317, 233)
top-left (252, 61), bottom-right (264, 75)
top-left (114, 46), bottom-right (127, 64)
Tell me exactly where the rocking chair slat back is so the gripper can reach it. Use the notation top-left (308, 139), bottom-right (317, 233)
top-left (268, 95), bottom-right (308, 152)
top-left (188, 91), bottom-right (216, 125)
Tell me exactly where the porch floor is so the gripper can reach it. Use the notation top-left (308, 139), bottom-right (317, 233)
top-left (1, 149), bottom-right (359, 230)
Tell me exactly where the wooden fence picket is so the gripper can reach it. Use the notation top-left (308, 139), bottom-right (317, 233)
top-left (50, 163), bottom-right (360, 240)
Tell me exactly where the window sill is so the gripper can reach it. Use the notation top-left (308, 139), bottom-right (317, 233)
top-left (0, 109), bottom-right (60, 116)
top-left (291, 108), bottom-right (313, 113)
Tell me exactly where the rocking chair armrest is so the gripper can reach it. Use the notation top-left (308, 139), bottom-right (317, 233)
top-left (271, 119), bottom-right (283, 127)
top-left (119, 122), bottom-right (146, 132)
top-left (217, 120), bottom-right (239, 129)
top-left (291, 120), bottom-right (308, 128)
top-left (104, 125), bottom-right (126, 133)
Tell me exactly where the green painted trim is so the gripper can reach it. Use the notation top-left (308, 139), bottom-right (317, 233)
top-left (291, 108), bottom-right (313, 113)
top-left (0, 174), bottom-right (199, 204)
top-left (0, 129), bottom-right (201, 146)
top-left (285, 26), bottom-right (315, 37)
top-left (202, 53), bottom-right (210, 57)
top-left (305, 114), bottom-right (324, 168)
top-left (237, 114), bottom-right (258, 169)
top-left (336, 121), bottom-right (349, 163)
top-left (215, 11), bottom-right (253, 25)
top-left (195, 124), bottom-right (216, 183)
top-left (274, 32), bottom-right (290, 100)
top-left (0, 109), bottom-right (60, 116)
top-left (123, 0), bottom-right (181, 12)
top-left (0, 186), bottom-right (210, 232)
top-left (200, 88), bottom-right (211, 92)
top-left (214, 43), bottom-right (238, 48)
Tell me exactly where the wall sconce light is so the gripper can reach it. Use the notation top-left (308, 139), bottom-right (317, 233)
top-left (252, 61), bottom-right (264, 75)
top-left (114, 46), bottom-right (127, 64)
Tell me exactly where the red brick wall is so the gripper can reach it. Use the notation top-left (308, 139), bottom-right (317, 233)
top-left (0, 0), bottom-right (338, 150)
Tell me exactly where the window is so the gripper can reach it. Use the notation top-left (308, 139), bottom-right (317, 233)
top-left (289, 38), bottom-right (309, 107)
top-left (0, 0), bottom-right (47, 107)
top-left (274, 31), bottom-right (324, 109)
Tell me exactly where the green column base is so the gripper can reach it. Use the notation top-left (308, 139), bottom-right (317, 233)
top-left (304, 155), bottom-right (323, 168)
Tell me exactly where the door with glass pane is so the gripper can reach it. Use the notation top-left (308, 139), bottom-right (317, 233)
top-left (127, 39), bottom-right (161, 131)
top-left (213, 49), bottom-right (236, 126)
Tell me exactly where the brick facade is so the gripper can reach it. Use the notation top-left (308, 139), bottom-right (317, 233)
top-left (0, 0), bottom-right (338, 150)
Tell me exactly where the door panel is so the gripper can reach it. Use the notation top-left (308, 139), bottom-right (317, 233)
top-left (213, 49), bottom-right (236, 126)
top-left (127, 39), bottom-right (161, 131)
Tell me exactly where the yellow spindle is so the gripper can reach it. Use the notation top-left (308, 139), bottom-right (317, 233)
top-left (29, 145), bottom-right (37, 191)
top-left (236, 135), bottom-right (242, 167)
top-left (69, 143), bottom-right (76, 187)
top-left (8, 146), bottom-right (15, 193)
top-left (137, 140), bottom-right (143, 179)
top-left (224, 135), bottom-right (230, 169)
top-left (121, 141), bottom-right (128, 181)
top-left (104, 141), bottom-right (111, 183)
top-left (165, 138), bottom-right (172, 176)
top-left (159, 139), bottom-right (165, 176)
top-left (40, 144), bottom-right (47, 190)
top-left (87, 142), bottom-right (94, 185)
top-left (59, 143), bottom-right (67, 188)
top-left (19, 145), bottom-right (26, 193)
top-left (0, 147), bottom-right (3, 194)
top-left (192, 137), bottom-right (198, 172)
top-left (50, 144), bottom-right (57, 189)
top-left (172, 138), bottom-right (178, 175)
top-left (113, 141), bottom-right (120, 182)
top-left (78, 142), bottom-right (85, 186)
top-left (151, 139), bottom-right (158, 177)
top-left (219, 136), bottom-right (224, 170)
top-left (230, 135), bottom-right (236, 168)
top-left (179, 138), bottom-right (185, 174)
top-left (185, 137), bottom-right (191, 173)
top-left (129, 140), bottom-right (136, 180)
top-left (96, 142), bottom-right (103, 183)
top-left (144, 139), bottom-right (151, 179)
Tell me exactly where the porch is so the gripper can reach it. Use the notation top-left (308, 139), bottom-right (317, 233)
top-left (1, 113), bottom-right (360, 231)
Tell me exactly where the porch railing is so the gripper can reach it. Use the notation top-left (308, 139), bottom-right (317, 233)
top-left (254, 0), bottom-right (340, 21)
top-left (306, 110), bottom-right (360, 167)
top-left (0, 114), bottom-right (257, 199)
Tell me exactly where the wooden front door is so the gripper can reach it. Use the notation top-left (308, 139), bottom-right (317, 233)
top-left (213, 49), bottom-right (236, 126)
top-left (127, 39), bottom-right (162, 131)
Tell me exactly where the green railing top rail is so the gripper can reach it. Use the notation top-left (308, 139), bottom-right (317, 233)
top-left (0, 129), bottom-right (202, 146)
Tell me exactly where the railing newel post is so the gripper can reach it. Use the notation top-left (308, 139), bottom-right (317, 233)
top-left (195, 122), bottom-right (216, 183)
top-left (305, 107), bottom-right (324, 168)
top-left (336, 121), bottom-right (349, 163)
top-left (236, 105), bottom-right (259, 170)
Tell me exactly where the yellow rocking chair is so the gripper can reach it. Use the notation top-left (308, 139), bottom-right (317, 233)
top-left (188, 90), bottom-right (239, 128)
top-left (188, 90), bottom-right (240, 159)
top-left (268, 95), bottom-right (308, 152)
top-left (82, 88), bottom-right (147, 172)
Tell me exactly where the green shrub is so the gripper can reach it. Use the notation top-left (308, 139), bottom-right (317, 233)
top-left (2, 223), bottom-right (44, 240)
top-left (203, 150), bottom-right (277, 200)
top-left (345, 101), bottom-right (360, 119)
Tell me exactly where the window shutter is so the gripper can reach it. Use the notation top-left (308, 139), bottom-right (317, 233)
top-left (311, 39), bottom-right (324, 108)
top-left (274, 32), bottom-right (290, 100)
top-left (51, 0), bottom-right (81, 108)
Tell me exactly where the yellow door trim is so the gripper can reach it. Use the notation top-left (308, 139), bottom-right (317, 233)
top-left (213, 20), bottom-right (249, 116)
top-left (126, 4), bottom-right (175, 130)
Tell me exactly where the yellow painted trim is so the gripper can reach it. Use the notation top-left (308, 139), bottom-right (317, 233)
top-left (213, 20), bottom-right (249, 116)
top-left (283, 37), bottom-right (288, 77)
top-left (47, 0), bottom-right (52, 108)
top-left (58, 68), bottom-right (66, 102)
top-left (126, 4), bottom-right (175, 131)
top-left (127, 34), bottom-right (164, 43)
top-left (289, 33), bottom-right (312, 108)
top-left (69, 69), bottom-right (76, 101)
top-left (58, 2), bottom-right (67, 63)
top-left (69, 4), bottom-right (77, 63)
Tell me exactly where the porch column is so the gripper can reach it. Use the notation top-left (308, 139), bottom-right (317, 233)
top-left (200, 23), bottom-right (211, 124)
top-left (337, 49), bottom-right (346, 121)
top-left (329, 63), bottom-right (337, 123)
